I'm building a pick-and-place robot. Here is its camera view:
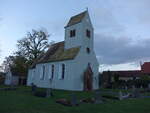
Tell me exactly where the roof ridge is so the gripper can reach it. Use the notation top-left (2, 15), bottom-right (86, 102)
top-left (65, 11), bottom-right (87, 28)
top-left (70, 11), bottom-right (87, 19)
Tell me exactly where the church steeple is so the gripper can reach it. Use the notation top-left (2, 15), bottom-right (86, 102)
top-left (64, 11), bottom-right (94, 50)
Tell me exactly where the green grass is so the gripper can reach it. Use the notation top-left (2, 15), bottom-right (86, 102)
top-left (0, 86), bottom-right (150, 113)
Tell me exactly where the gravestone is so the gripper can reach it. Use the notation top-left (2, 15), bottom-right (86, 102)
top-left (70, 93), bottom-right (78, 106)
top-left (132, 85), bottom-right (135, 89)
top-left (131, 86), bottom-right (140, 98)
top-left (10, 83), bottom-right (14, 88)
top-left (31, 83), bottom-right (37, 94)
top-left (125, 86), bottom-right (128, 90)
top-left (46, 88), bottom-right (51, 97)
top-left (94, 91), bottom-right (103, 104)
top-left (46, 88), bottom-right (53, 97)
top-left (148, 84), bottom-right (150, 89)
top-left (119, 91), bottom-right (123, 100)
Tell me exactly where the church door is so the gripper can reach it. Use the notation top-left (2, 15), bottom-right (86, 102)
top-left (83, 65), bottom-right (93, 91)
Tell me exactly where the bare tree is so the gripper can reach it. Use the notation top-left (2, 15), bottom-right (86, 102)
top-left (1, 56), bottom-right (14, 72)
top-left (17, 29), bottom-right (52, 61)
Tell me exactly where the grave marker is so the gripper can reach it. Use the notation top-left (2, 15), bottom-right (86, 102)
top-left (131, 87), bottom-right (140, 98)
top-left (148, 84), bottom-right (150, 89)
top-left (94, 91), bottom-right (103, 104)
top-left (119, 91), bottom-right (123, 100)
top-left (31, 83), bottom-right (37, 94)
top-left (46, 88), bottom-right (51, 97)
top-left (70, 93), bottom-right (78, 106)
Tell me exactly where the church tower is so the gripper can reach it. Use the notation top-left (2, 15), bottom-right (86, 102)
top-left (64, 10), bottom-right (94, 53)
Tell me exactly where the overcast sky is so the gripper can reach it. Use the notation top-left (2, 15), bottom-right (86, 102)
top-left (0, 0), bottom-right (150, 71)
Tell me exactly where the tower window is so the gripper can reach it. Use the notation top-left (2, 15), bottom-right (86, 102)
top-left (62, 64), bottom-right (65, 79)
top-left (88, 63), bottom-right (91, 67)
top-left (86, 29), bottom-right (91, 38)
top-left (86, 48), bottom-right (90, 54)
top-left (70, 29), bottom-right (76, 37)
top-left (51, 65), bottom-right (54, 79)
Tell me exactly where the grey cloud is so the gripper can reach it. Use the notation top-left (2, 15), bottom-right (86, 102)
top-left (90, 2), bottom-right (126, 37)
top-left (94, 34), bottom-right (150, 65)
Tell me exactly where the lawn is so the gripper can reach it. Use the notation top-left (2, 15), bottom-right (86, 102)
top-left (0, 86), bottom-right (150, 113)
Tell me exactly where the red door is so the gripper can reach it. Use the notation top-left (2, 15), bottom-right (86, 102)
top-left (83, 65), bottom-right (93, 91)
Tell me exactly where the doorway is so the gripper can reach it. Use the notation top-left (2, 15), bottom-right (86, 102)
top-left (83, 64), bottom-right (93, 91)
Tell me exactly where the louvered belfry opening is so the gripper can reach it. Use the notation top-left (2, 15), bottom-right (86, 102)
top-left (83, 64), bottom-right (93, 91)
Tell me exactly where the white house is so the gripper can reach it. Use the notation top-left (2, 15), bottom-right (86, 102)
top-left (5, 69), bottom-right (19, 85)
top-left (27, 10), bottom-right (99, 91)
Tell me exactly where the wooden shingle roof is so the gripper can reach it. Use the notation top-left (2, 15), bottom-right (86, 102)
top-left (65, 11), bottom-right (87, 28)
top-left (31, 41), bottom-right (80, 68)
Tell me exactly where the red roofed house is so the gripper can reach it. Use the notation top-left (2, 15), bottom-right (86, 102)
top-left (101, 62), bottom-right (150, 88)
top-left (141, 62), bottom-right (150, 74)
top-left (110, 70), bottom-right (141, 81)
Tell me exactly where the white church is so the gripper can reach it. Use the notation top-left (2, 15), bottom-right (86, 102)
top-left (27, 10), bottom-right (99, 91)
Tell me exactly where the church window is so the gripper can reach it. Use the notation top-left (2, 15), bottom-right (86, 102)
top-left (32, 70), bottom-right (35, 80)
top-left (51, 65), bottom-right (54, 79)
top-left (70, 29), bottom-right (76, 37)
top-left (86, 29), bottom-right (91, 38)
top-left (62, 64), bottom-right (65, 79)
top-left (41, 65), bottom-right (45, 80)
top-left (86, 47), bottom-right (90, 54)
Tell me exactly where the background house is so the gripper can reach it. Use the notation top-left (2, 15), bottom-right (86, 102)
top-left (5, 69), bottom-right (26, 86)
top-left (141, 62), bottom-right (150, 74)
top-left (0, 72), bottom-right (5, 85)
top-left (5, 70), bottom-right (19, 85)
top-left (100, 62), bottom-right (150, 88)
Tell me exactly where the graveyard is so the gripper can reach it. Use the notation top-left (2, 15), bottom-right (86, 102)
top-left (0, 85), bottom-right (150, 113)
top-left (0, 1), bottom-right (150, 113)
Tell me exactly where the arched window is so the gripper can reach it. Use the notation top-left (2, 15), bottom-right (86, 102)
top-left (41, 65), bottom-right (45, 80)
top-left (51, 65), bottom-right (54, 79)
top-left (62, 64), bottom-right (65, 79)
top-left (32, 70), bottom-right (35, 80)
